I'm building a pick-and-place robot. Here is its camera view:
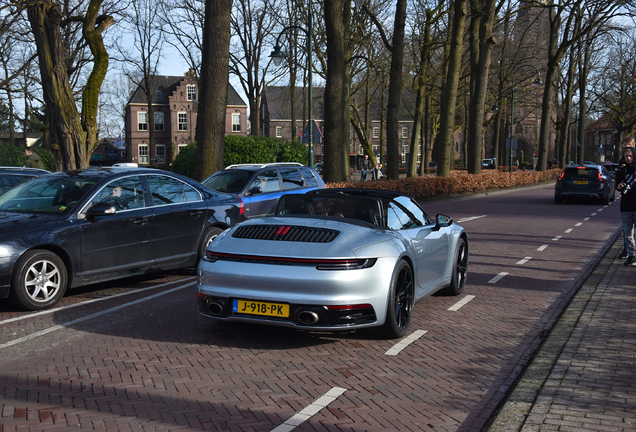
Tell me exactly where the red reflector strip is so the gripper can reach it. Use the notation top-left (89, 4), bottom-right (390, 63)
top-left (275, 226), bottom-right (291, 236)
top-left (325, 304), bottom-right (373, 311)
top-left (197, 292), bottom-right (206, 298)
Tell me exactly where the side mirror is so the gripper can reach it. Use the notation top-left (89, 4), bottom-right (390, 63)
top-left (86, 202), bottom-right (116, 218)
top-left (433, 214), bottom-right (453, 231)
top-left (249, 186), bottom-right (263, 195)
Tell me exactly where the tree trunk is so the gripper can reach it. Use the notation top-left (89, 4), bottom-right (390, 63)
top-left (323, 0), bottom-right (346, 183)
top-left (437, 0), bottom-right (467, 177)
top-left (194, 0), bottom-right (232, 181)
top-left (466, 0), bottom-right (497, 174)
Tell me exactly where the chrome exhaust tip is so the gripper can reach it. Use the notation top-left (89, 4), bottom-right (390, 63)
top-left (207, 301), bottom-right (224, 316)
top-left (297, 310), bottom-right (319, 325)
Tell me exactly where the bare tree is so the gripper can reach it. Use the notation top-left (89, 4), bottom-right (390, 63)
top-left (159, 0), bottom-right (204, 75)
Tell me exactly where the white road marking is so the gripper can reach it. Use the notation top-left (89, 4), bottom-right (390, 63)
top-left (271, 387), bottom-right (347, 432)
top-left (537, 245), bottom-right (549, 251)
top-left (448, 295), bottom-right (476, 312)
top-left (552, 236), bottom-right (562, 241)
top-left (565, 229), bottom-right (573, 233)
top-left (0, 282), bottom-right (194, 350)
top-left (597, 208), bottom-right (603, 212)
top-left (575, 223), bottom-right (582, 226)
top-left (584, 217), bottom-right (590, 221)
top-left (457, 215), bottom-right (487, 223)
top-left (516, 257), bottom-right (532, 265)
top-left (591, 213), bottom-right (597, 216)
top-left (0, 277), bottom-right (196, 326)
top-left (488, 272), bottom-right (508, 284)
top-left (385, 330), bottom-right (428, 356)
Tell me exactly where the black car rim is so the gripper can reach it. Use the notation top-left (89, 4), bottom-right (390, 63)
top-left (456, 242), bottom-right (468, 289)
top-left (394, 266), bottom-right (414, 330)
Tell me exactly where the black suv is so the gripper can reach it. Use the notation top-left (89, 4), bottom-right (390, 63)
top-left (555, 164), bottom-right (615, 204)
top-left (0, 166), bottom-right (50, 195)
top-left (202, 163), bottom-right (325, 218)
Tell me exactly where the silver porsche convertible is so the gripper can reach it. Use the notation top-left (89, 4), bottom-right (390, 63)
top-left (197, 188), bottom-right (468, 339)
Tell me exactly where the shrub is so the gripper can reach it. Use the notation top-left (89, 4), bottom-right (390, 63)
top-left (171, 142), bottom-right (197, 178)
top-left (326, 169), bottom-right (562, 202)
top-left (0, 144), bottom-right (54, 171)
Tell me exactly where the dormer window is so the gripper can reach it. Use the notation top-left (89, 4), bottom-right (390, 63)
top-left (155, 90), bottom-right (162, 100)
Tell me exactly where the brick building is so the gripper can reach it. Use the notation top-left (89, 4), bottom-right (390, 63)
top-left (124, 70), bottom-right (247, 167)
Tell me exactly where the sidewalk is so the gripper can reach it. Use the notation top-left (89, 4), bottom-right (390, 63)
top-left (487, 235), bottom-right (636, 431)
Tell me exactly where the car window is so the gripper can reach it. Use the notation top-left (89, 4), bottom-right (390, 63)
top-left (90, 177), bottom-right (144, 211)
top-left (202, 170), bottom-right (251, 193)
top-left (563, 167), bottom-right (598, 179)
top-left (387, 204), bottom-right (407, 230)
top-left (280, 168), bottom-right (305, 190)
top-left (146, 175), bottom-right (189, 205)
top-left (184, 183), bottom-right (202, 202)
top-left (249, 170), bottom-right (280, 193)
top-left (299, 167), bottom-right (319, 187)
top-left (387, 200), bottom-right (423, 230)
top-left (394, 196), bottom-right (430, 225)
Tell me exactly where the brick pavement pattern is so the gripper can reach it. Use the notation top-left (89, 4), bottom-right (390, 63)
top-left (511, 246), bottom-right (636, 432)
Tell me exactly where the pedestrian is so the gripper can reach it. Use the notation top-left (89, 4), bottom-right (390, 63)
top-left (617, 136), bottom-right (635, 259)
top-left (23, 147), bottom-right (44, 169)
top-left (615, 146), bottom-right (636, 266)
top-left (359, 154), bottom-right (371, 181)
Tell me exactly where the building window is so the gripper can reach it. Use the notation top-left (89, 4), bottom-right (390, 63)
top-left (187, 85), bottom-right (196, 101)
top-left (373, 145), bottom-right (379, 156)
top-left (138, 112), bottom-right (148, 131)
top-left (155, 90), bottom-right (162, 100)
top-left (178, 112), bottom-right (187, 131)
top-left (154, 112), bottom-right (164, 131)
top-left (402, 127), bottom-right (408, 139)
top-left (178, 144), bottom-right (187, 153)
top-left (156, 144), bottom-right (165, 163)
top-left (139, 144), bottom-right (148, 164)
top-left (232, 113), bottom-right (241, 132)
top-left (417, 145), bottom-right (421, 163)
top-left (276, 126), bottom-right (282, 138)
top-left (373, 127), bottom-right (379, 139)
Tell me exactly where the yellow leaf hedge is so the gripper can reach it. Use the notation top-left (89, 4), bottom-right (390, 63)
top-left (326, 169), bottom-right (562, 202)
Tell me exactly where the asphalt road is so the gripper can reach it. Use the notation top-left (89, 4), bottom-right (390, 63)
top-left (0, 183), bottom-right (621, 432)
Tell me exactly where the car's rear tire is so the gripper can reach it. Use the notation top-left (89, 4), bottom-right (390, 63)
top-left (378, 260), bottom-right (414, 339)
top-left (554, 194), bottom-right (563, 204)
top-left (601, 194), bottom-right (610, 205)
top-left (198, 227), bottom-right (224, 261)
top-left (10, 250), bottom-right (68, 311)
top-left (441, 238), bottom-right (468, 296)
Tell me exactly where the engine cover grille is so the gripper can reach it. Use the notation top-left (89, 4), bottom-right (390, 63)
top-left (232, 224), bottom-right (340, 243)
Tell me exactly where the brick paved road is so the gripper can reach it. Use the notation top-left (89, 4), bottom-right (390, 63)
top-left (0, 184), bottom-right (621, 431)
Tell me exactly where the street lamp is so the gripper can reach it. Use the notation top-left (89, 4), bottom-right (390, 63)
top-left (509, 65), bottom-right (543, 172)
top-left (270, 2), bottom-right (314, 169)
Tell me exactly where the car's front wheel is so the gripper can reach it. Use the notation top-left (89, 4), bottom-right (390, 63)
top-left (379, 260), bottom-right (414, 339)
top-left (198, 227), bottom-right (224, 261)
top-left (441, 237), bottom-right (468, 296)
top-left (10, 250), bottom-right (68, 311)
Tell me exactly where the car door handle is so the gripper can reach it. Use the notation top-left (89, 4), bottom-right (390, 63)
top-left (191, 210), bottom-right (203, 217)
top-left (134, 217), bottom-right (149, 225)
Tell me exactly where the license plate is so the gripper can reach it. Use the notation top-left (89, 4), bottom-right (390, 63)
top-left (233, 299), bottom-right (290, 317)
top-left (573, 180), bottom-right (588, 185)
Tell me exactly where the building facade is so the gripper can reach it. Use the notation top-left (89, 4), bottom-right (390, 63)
top-left (124, 70), bottom-right (248, 167)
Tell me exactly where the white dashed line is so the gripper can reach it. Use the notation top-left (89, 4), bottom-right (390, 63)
top-left (552, 236), bottom-right (562, 241)
top-left (537, 245), bottom-right (549, 251)
top-left (565, 228), bottom-right (573, 233)
top-left (516, 257), bottom-right (532, 265)
top-left (575, 222), bottom-right (582, 226)
top-left (591, 213), bottom-right (597, 216)
top-left (448, 295), bottom-right (476, 311)
top-left (271, 387), bottom-right (347, 432)
top-left (597, 208), bottom-right (603, 212)
top-left (584, 217), bottom-right (590, 221)
top-left (457, 215), bottom-right (487, 223)
top-left (385, 329), bottom-right (428, 356)
top-left (488, 272), bottom-right (508, 284)
top-left (0, 282), bottom-right (193, 350)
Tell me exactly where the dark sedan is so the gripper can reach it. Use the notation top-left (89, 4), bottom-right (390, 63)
top-left (0, 166), bottom-right (49, 194)
top-left (0, 167), bottom-right (244, 311)
top-left (554, 164), bottom-right (615, 204)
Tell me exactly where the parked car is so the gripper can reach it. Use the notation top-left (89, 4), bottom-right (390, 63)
top-left (554, 164), bottom-right (616, 204)
top-left (314, 162), bottom-right (323, 175)
top-left (0, 167), bottom-right (244, 311)
top-left (602, 162), bottom-right (620, 179)
top-left (197, 188), bottom-right (468, 339)
top-left (201, 162), bottom-right (325, 218)
top-left (0, 166), bottom-right (49, 195)
top-left (481, 159), bottom-right (496, 169)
